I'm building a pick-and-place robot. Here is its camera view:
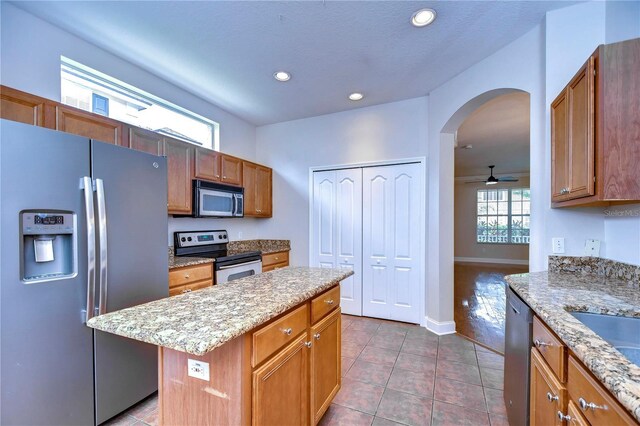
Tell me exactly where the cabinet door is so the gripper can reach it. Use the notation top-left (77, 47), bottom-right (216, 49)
top-left (310, 308), bottom-right (341, 424)
top-left (221, 154), bottom-right (242, 186)
top-left (566, 400), bottom-right (589, 426)
top-left (252, 335), bottom-right (309, 426)
top-left (128, 127), bottom-right (162, 155)
top-left (530, 348), bottom-right (565, 426)
top-left (195, 148), bottom-right (221, 182)
top-left (163, 137), bottom-right (193, 214)
top-left (56, 105), bottom-right (122, 145)
top-left (567, 57), bottom-right (595, 200)
top-left (256, 165), bottom-right (272, 217)
top-left (551, 90), bottom-right (570, 202)
top-left (1, 86), bottom-right (54, 128)
top-left (243, 162), bottom-right (258, 216)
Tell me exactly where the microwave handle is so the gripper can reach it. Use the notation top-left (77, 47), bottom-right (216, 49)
top-left (233, 195), bottom-right (238, 216)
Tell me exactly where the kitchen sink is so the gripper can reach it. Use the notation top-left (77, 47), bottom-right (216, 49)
top-left (569, 311), bottom-right (640, 366)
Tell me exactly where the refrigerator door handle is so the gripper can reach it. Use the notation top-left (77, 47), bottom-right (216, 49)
top-left (82, 176), bottom-right (97, 323)
top-left (96, 178), bottom-right (108, 315)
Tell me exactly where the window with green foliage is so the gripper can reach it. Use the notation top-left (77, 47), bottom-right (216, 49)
top-left (477, 188), bottom-right (530, 244)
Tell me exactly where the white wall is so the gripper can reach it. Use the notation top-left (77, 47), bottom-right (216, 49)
top-left (0, 3), bottom-right (261, 245)
top-left (256, 97), bottom-right (428, 267)
top-left (454, 178), bottom-right (530, 263)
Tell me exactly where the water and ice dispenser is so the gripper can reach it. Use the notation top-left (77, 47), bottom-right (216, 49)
top-left (20, 211), bottom-right (77, 283)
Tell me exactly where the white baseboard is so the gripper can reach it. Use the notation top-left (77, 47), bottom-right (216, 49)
top-left (425, 317), bottom-right (456, 335)
top-left (454, 256), bottom-right (529, 266)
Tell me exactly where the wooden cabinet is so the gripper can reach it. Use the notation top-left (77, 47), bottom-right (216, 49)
top-left (168, 263), bottom-right (213, 296)
top-left (195, 148), bottom-right (222, 181)
top-left (262, 250), bottom-right (289, 272)
top-left (252, 334), bottom-right (309, 426)
top-left (252, 304), bottom-right (308, 367)
top-left (310, 308), bottom-right (341, 424)
top-left (566, 400), bottom-right (590, 426)
top-left (56, 104), bottom-right (123, 145)
top-left (221, 154), bottom-right (243, 186)
top-left (531, 348), bottom-right (566, 426)
top-left (0, 85), bottom-right (54, 128)
top-left (128, 126), bottom-right (163, 155)
top-left (243, 161), bottom-right (273, 217)
top-left (552, 38), bottom-right (640, 207)
top-left (163, 137), bottom-right (194, 214)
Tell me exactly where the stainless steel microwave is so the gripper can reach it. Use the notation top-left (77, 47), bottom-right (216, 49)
top-left (192, 180), bottom-right (244, 218)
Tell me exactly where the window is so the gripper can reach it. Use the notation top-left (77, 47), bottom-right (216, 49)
top-left (60, 56), bottom-right (219, 150)
top-left (477, 188), bottom-right (530, 244)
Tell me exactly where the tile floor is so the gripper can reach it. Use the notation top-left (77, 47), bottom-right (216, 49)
top-left (454, 262), bottom-right (528, 353)
top-left (105, 314), bottom-right (508, 426)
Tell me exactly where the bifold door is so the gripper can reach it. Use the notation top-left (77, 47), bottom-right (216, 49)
top-left (311, 169), bottom-right (363, 316)
top-left (311, 163), bottom-right (422, 323)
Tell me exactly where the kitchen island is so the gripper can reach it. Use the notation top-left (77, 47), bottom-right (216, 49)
top-left (87, 267), bottom-right (353, 426)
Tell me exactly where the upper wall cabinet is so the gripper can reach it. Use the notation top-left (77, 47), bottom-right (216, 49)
top-left (0, 86), bottom-right (55, 128)
top-left (220, 154), bottom-right (243, 186)
top-left (551, 38), bottom-right (640, 207)
top-left (194, 148), bottom-right (222, 182)
top-left (128, 126), bottom-right (163, 156)
top-left (163, 137), bottom-right (194, 215)
top-left (56, 104), bottom-right (123, 146)
top-left (243, 161), bottom-right (272, 217)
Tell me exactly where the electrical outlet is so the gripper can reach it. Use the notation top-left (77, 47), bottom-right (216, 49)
top-left (238, 231), bottom-right (243, 239)
top-left (552, 238), bottom-right (565, 254)
top-left (584, 239), bottom-right (600, 257)
top-left (187, 359), bottom-right (210, 381)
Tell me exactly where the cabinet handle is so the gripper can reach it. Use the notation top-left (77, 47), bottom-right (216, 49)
top-left (282, 327), bottom-right (292, 336)
top-left (185, 274), bottom-right (190, 279)
top-left (314, 333), bottom-right (321, 340)
top-left (557, 411), bottom-right (572, 422)
top-left (546, 392), bottom-right (559, 402)
top-left (304, 341), bottom-right (312, 348)
top-left (182, 289), bottom-right (192, 293)
top-left (274, 256), bottom-right (279, 260)
top-left (325, 299), bottom-right (334, 305)
top-left (578, 397), bottom-right (606, 411)
top-left (560, 188), bottom-right (570, 195)
top-left (223, 175), bottom-right (227, 179)
top-left (257, 209), bottom-right (262, 213)
top-left (534, 339), bottom-right (552, 348)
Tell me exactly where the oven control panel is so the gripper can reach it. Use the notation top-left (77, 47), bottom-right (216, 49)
top-left (175, 230), bottom-right (228, 248)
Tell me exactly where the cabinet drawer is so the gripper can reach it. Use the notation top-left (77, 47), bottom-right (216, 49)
top-left (567, 355), bottom-right (635, 426)
top-left (168, 279), bottom-right (212, 296)
top-left (533, 316), bottom-right (567, 382)
top-left (169, 264), bottom-right (213, 288)
top-left (262, 251), bottom-right (289, 267)
top-left (311, 286), bottom-right (341, 324)
top-left (262, 262), bottom-right (288, 273)
top-left (252, 304), bottom-right (308, 367)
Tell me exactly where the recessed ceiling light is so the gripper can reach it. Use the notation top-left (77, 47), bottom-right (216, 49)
top-left (411, 8), bottom-right (436, 27)
top-left (348, 92), bottom-right (364, 101)
top-left (274, 71), bottom-right (291, 82)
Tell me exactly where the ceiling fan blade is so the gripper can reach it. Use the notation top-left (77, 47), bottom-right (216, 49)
top-left (497, 177), bottom-right (519, 182)
top-left (464, 180), bottom-right (487, 184)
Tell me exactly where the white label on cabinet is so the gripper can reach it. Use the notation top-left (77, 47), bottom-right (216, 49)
top-left (187, 359), bottom-right (210, 381)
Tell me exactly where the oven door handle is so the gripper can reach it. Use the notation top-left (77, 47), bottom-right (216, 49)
top-left (217, 260), bottom-right (262, 270)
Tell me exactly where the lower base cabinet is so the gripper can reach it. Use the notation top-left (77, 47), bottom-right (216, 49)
top-left (253, 335), bottom-right (309, 426)
top-left (310, 309), bottom-right (341, 424)
top-left (531, 347), bottom-right (565, 426)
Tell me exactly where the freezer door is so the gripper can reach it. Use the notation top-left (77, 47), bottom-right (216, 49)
top-left (90, 141), bottom-right (168, 424)
top-left (0, 120), bottom-right (95, 425)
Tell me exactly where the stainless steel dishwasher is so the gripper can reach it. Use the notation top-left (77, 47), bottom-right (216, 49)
top-left (504, 285), bottom-right (533, 426)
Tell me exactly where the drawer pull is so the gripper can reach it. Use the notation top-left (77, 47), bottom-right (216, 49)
top-left (557, 411), bottom-right (572, 422)
top-left (184, 274), bottom-right (190, 278)
top-left (304, 341), bottom-right (312, 348)
top-left (281, 327), bottom-right (292, 336)
top-left (325, 299), bottom-right (334, 305)
top-left (578, 397), bottom-right (606, 411)
top-left (534, 339), bottom-right (552, 348)
top-left (314, 333), bottom-right (321, 340)
top-left (546, 392), bottom-right (559, 402)
top-left (182, 289), bottom-right (192, 293)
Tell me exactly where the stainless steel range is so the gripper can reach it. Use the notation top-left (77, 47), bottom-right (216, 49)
top-left (173, 230), bottom-right (262, 284)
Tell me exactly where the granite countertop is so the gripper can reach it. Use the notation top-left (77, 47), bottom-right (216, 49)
top-left (506, 270), bottom-right (640, 422)
top-left (87, 267), bottom-right (352, 356)
top-left (168, 253), bottom-right (214, 269)
top-left (228, 239), bottom-right (291, 255)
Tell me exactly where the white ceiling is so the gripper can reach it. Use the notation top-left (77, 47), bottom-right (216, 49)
top-left (12, 1), bottom-right (573, 126)
top-left (455, 91), bottom-right (530, 177)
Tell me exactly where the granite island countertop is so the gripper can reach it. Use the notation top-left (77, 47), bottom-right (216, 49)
top-left (506, 270), bottom-right (640, 422)
top-left (87, 267), bottom-right (352, 356)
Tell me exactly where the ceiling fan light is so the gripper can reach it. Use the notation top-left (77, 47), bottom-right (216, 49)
top-left (486, 180), bottom-right (498, 185)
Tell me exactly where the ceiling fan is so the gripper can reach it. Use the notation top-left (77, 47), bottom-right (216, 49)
top-left (465, 165), bottom-right (519, 185)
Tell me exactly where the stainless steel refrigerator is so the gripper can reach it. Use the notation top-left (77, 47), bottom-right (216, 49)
top-left (1, 119), bottom-right (168, 425)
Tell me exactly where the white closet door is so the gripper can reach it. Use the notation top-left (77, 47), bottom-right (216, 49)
top-left (363, 163), bottom-right (421, 323)
top-left (311, 169), bottom-right (363, 315)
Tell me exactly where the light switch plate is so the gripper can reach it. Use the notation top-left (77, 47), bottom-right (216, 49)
top-left (552, 237), bottom-right (565, 254)
top-left (584, 239), bottom-right (600, 257)
top-left (187, 359), bottom-right (210, 381)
